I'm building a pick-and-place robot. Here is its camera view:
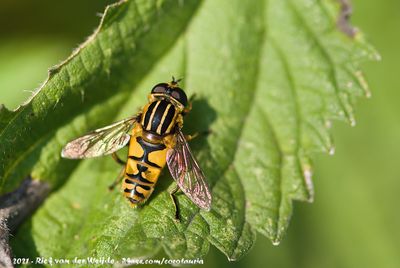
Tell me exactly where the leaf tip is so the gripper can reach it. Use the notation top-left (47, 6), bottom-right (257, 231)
top-left (350, 118), bottom-right (357, 127)
top-left (303, 164), bottom-right (314, 203)
top-left (227, 256), bottom-right (236, 262)
top-left (354, 70), bottom-right (372, 98)
top-left (272, 240), bottom-right (281, 246)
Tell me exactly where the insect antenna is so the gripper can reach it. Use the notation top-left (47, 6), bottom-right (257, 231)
top-left (171, 76), bottom-right (183, 85)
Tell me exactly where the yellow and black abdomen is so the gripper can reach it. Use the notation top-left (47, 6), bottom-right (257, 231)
top-left (122, 135), bottom-right (168, 206)
top-left (123, 98), bottom-right (179, 206)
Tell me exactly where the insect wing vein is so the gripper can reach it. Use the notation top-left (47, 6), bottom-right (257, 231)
top-left (61, 116), bottom-right (136, 159)
top-left (167, 129), bottom-right (211, 210)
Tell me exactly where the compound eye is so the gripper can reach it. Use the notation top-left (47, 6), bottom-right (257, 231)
top-left (151, 83), bottom-right (168, 94)
top-left (171, 90), bottom-right (181, 99)
top-left (170, 88), bottom-right (188, 106)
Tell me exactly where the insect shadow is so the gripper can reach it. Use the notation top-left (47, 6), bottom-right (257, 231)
top-left (148, 97), bottom-right (217, 202)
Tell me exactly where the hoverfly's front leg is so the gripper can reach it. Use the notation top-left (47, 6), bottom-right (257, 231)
top-left (182, 94), bottom-right (196, 115)
top-left (185, 133), bottom-right (198, 141)
top-left (169, 184), bottom-right (181, 222)
top-left (108, 166), bottom-right (125, 191)
top-left (185, 130), bottom-right (211, 142)
top-left (175, 112), bottom-right (211, 143)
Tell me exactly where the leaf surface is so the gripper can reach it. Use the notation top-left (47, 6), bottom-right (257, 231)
top-left (7, 0), bottom-right (378, 262)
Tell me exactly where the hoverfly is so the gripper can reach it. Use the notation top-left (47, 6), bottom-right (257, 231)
top-left (61, 78), bottom-right (211, 220)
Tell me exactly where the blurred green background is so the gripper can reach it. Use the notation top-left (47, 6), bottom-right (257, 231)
top-left (1, 0), bottom-right (399, 267)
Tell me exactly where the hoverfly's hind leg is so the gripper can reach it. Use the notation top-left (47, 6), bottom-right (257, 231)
top-left (112, 152), bottom-right (126, 166)
top-left (169, 184), bottom-right (181, 222)
top-left (109, 152), bottom-right (127, 191)
top-left (108, 166), bottom-right (125, 191)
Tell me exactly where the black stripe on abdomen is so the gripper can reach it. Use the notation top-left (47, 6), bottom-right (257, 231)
top-left (124, 184), bottom-right (147, 199)
top-left (126, 163), bottom-right (153, 184)
top-left (128, 137), bottom-right (166, 168)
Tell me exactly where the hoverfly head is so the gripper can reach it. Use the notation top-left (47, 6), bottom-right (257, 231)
top-left (150, 77), bottom-right (188, 108)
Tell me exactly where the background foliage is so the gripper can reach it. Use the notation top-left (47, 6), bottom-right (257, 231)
top-left (0, 0), bottom-right (399, 267)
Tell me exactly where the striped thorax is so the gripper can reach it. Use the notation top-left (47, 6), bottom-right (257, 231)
top-left (141, 99), bottom-right (178, 136)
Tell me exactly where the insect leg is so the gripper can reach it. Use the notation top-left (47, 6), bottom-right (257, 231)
top-left (108, 166), bottom-right (125, 191)
top-left (112, 152), bottom-right (126, 166)
top-left (185, 130), bottom-right (211, 141)
top-left (169, 184), bottom-right (181, 222)
top-left (182, 94), bottom-right (196, 115)
top-left (188, 93), bottom-right (196, 103)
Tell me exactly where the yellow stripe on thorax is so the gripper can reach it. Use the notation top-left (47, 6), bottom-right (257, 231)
top-left (156, 103), bottom-right (172, 134)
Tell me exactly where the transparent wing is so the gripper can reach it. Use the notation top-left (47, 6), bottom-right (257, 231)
top-left (61, 116), bottom-right (137, 159)
top-left (167, 129), bottom-right (212, 211)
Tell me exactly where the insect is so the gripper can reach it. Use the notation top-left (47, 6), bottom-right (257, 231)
top-left (61, 78), bottom-right (211, 220)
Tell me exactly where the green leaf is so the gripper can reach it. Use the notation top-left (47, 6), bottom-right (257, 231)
top-left (5, 0), bottom-right (378, 262)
